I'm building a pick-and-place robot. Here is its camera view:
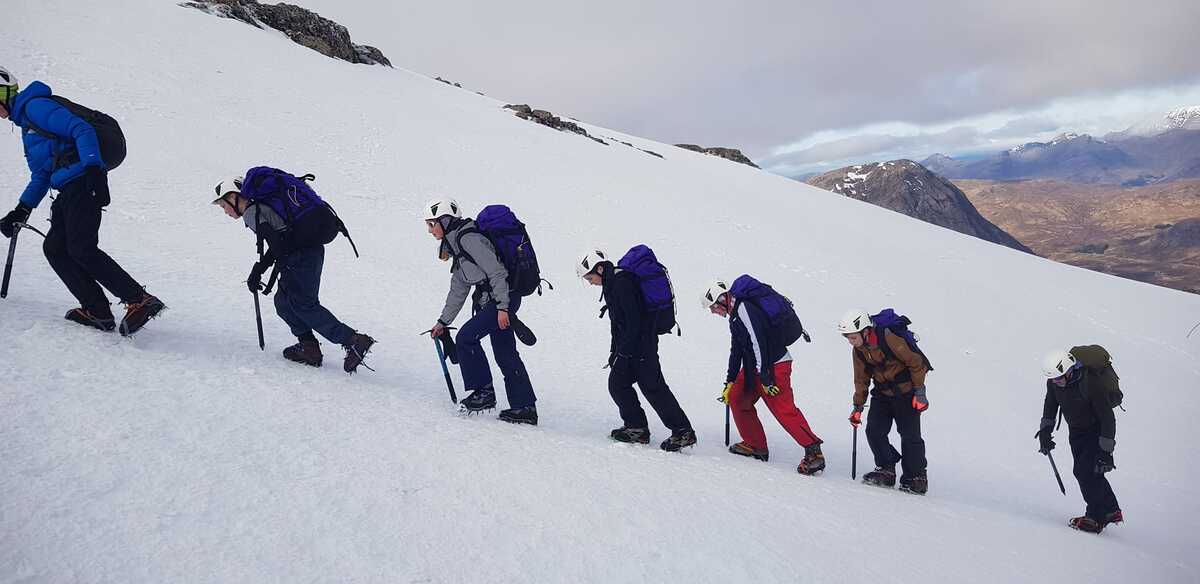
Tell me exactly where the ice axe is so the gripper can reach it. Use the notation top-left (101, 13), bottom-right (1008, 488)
top-left (1046, 451), bottom-right (1067, 495)
top-left (420, 327), bottom-right (459, 403)
top-left (852, 423), bottom-right (859, 480)
top-left (724, 403), bottom-right (731, 447)
top-left (2, 222), bottom-right (46, 299)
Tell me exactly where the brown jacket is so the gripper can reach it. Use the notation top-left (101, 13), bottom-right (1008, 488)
top-left (851, 328), bottom-right (929, 407)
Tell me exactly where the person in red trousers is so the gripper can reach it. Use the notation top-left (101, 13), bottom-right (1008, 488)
top-left (702, 278), bottom-right (825, 475)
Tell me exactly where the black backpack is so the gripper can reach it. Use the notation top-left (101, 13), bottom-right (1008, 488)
top-left (25, 95), bottom-right (127, 171)
top-left (1071, 345), bottom-right (1123, 410)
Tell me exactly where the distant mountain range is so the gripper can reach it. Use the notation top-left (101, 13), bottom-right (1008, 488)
top-left (921, 106), bottom-right (1200, 186)
top-left (806, 160), bottom-right (1032, 253)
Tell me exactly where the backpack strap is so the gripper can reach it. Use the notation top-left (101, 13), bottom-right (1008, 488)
top-left (452, 226), bottom-right (494, 296)
top-left (876, 327), bottom-right (896, 363)
top-left (323, 202), bottom-right (359, 258)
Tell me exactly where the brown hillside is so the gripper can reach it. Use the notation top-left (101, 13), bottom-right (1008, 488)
top-left (958, 179), bottom-right (1200, 293)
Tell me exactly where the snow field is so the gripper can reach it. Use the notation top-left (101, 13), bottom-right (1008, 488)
top-left (2, 1), bottom-right (1199, 582)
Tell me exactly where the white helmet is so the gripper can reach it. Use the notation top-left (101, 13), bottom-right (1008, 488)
top-left (837, 309), bottom-right (873, 334)
top-left (575, 248), bottom-right (610, 278)
top-left (700, 279), bottom-right (730, 309)
top-left (423, 198), bottom-right (461, 221)
top-left (1042, 349), bottom-right (1078, 379)
top-left (0, 66), bottom-right (18, 110)
top-left (212, 176), bottom-right (244, 202)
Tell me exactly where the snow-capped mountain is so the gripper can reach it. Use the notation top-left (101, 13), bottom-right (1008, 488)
top-left (1108, 105), bottom-right (1200, 140)
top-left (806, 160), bottom-right (1031, 253)
top-left (2, 1), bottom-right (1199, 582)
top-left (922, 133), bottom-right (1135, 183)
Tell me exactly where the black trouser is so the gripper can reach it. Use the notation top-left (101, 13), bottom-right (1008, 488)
top-left (865, 391), bottom-right (926, 476)
top-left (1069, 425), bottom-right (1120, 520)
top-left (608, 348), bottom-right (692, 432)
top-left (42, 178), bottom-right (144, 316)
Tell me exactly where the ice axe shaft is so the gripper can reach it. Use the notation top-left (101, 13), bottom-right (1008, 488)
top-left (724, 403), bottom-right (731, 446)
top-left (434, 337), bottom-right (458, 404)
top-left (252, 289), bottom-right (265, 350)
top-left (852, 424), bottom-right (859, 480)
top-left (1, 224), bottom-right (18, 299)
top-left (1047, 451), bottom-right (1066, 495)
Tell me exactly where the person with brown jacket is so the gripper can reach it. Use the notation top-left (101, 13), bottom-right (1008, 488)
top-left (839, 309), bottom-right (932, 494)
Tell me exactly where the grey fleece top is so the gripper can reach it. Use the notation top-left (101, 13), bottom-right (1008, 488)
top-left (438, 220), bottom-right (511, 325)
top-left (243, 203), bottom-right (287, 235)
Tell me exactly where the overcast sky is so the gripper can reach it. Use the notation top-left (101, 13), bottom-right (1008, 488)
top-left (299, 0), bottom-right (1200, 176)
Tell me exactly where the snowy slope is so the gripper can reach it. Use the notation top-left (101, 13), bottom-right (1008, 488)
top-left (2, 1), bottom-right (1200, 582)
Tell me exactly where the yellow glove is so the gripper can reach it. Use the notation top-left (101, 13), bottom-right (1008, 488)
top-left (762, 384), bottom-right (781, 397)
top-left (718, 382), bottom-right (734, 403)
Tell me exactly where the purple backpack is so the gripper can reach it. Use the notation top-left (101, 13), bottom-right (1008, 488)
top-left (617, 245), bottom-right (677, 335)
top-left (472, 205), bottom-right (544, 297)
top-left (240, 167), bottom-right (356, 255)
top-left (729, 275), bottom-right (810, 346)
top-left (241, 166), bottom-right (327, 223)
top-left (869, 309), bottom-right (933, 370)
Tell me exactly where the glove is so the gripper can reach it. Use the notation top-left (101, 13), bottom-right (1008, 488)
top-left (85, 166), bottom-right (110, 207)
top-left (0, 203), bottom-right (32, 238)
top-left (718, 381), bottom-right (734, 404)
top-left (1034, 428), bottom-right (1055, 455)
top-left (1096, 452), bottom-right (1115, 474)
top-left (247, 260), bottom-right (268, 293)
top-left (849, 405), bottom-right (863, 427)
top-left (761, 384), bottom-right (781, 397)
top-left (912, 386), bottom-right (929, 412)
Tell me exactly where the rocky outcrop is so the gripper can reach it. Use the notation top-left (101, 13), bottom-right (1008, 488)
top-left (503, 104), bottom-right (606, 145)
top-left (181, 1), bottom-right (391, 67)
top-left (674, 144), bottom-right (759, 168)
top-left (807, 160), bottom-right (1033, 253)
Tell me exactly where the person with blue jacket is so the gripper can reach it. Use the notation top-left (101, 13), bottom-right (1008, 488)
top-left (0, 67), bottom-right (163, 335)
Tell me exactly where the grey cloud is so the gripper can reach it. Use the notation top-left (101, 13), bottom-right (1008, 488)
top-left (297, 0), bottom-right (1200, 159)
top-left (760, 126), bottom-right (989, 176)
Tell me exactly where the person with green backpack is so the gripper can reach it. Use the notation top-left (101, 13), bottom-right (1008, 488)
top-left (1037, 346), bottom-right (1123, 534)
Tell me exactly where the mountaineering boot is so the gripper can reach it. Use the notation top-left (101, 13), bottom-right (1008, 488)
top-left (342, 332), bottom-right (375, 373)
top-left (862, 466), bottom-right (897, 488)
top-left (1069, 516), bottom-right (1105, 534)
top-left (1103, 510), bottom-right (1124, 527)
top-left (119, 293), bottom-right (165, 336)
top-left (610, 427), bottom-right (651, 444)
top-left (460, 387), bottom-right (497, 413)
top-left (660, 429), bottom-right (697, 452)
top-left (899, 472), bottom-right (929, 495)
top-left (65, 307), bottom-right (116, 332)
top-left (728, 442), bottom-right (769, 462)
top-left (282, 334), bottom-right (323, 367)
top-left (499, 406), bottom-right (538, 425)
top-left (797, 443), bottom-right (826, 475)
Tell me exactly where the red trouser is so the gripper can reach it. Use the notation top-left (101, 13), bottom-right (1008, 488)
top-left (729, 361), bottom-right (822, 449)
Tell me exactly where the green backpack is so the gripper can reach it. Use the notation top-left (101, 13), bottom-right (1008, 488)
top-left (1070, 345), bottom-right (1124, 410)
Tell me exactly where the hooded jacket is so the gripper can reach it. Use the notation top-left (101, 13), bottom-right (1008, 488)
top-left (1041, 368), bottom-right (1117, 451)
top-left (438, 219), bottom-right (511, 325)
top-left (10, 81), bottom-right (106, 208)
top-left (851, 328), bottom-right (929, 407)
top-left (601, 268), bottom-right (658, 359)
top-left (726, 298), bottom-right (791, 387)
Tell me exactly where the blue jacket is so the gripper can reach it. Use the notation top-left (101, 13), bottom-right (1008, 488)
top-left (9, 81), bottom-right (105, 208)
